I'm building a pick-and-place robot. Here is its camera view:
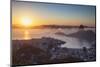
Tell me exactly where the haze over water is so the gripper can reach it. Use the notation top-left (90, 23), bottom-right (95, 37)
top-left (12, 28), bottom-right (95, 48)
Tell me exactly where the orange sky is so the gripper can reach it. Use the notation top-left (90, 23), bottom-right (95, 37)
top-left (12, 1), bottom-right (96, 27)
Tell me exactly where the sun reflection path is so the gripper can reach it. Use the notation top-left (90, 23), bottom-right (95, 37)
top-left (24, 30), bottom-right (30, 40)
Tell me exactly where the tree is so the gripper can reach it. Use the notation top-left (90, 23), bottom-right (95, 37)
top-left (79, 25), bottom-right (84, 30)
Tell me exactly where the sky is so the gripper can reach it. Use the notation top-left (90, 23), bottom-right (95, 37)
top-left (12, 1), bottom-right (96, 27)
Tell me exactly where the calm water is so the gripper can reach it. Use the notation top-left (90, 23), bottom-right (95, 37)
top-left (12, 28), bottom-right (95, 48)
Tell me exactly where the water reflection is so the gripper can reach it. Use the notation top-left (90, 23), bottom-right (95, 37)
top-left (13, 28), bottom-right (95, 48)
top-left (24, 30), bottom-right (30, 40)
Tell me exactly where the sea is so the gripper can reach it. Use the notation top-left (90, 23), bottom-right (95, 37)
top-left (12, 28), bottom-right (95, 48)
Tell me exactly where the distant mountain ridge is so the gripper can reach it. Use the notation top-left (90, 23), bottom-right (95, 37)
top-left (12, 25), bottom-right (95, 29)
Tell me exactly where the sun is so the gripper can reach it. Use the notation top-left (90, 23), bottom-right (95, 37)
top-left (21, 17), bottom-right (33, 27)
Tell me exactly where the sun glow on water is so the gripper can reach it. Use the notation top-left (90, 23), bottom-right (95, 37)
top-left (24, 30), bottom-right (30, 40)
